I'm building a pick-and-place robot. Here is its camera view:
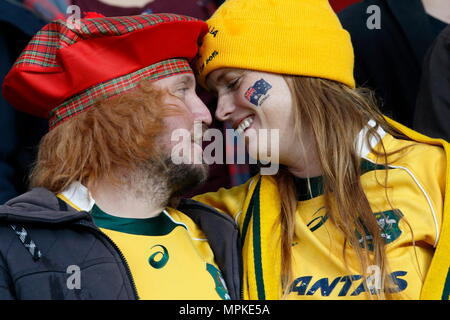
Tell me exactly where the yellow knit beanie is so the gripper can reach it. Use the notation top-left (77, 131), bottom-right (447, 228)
top-left (196, 0), bottom-right (355, 88)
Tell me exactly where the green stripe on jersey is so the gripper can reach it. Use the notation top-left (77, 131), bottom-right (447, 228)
top-left (91, 204), bottom-right (186, 236)
top-left (294, 159), bottom-right (393, 201)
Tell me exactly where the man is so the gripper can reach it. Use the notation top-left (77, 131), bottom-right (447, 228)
top-left (0, 13), bottom-right (241, 300)
top-left (0, 0), bottom-right (234, 206)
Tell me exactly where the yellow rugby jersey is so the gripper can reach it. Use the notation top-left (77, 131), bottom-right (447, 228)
top-left (57, 186), bottom-right (230, 300)
top-left (194, 119), bottom-right (450, 300)
top-left (286, 162), bottom-right (437, 300)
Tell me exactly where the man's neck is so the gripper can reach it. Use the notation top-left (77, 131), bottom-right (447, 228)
top-left (90, 180), bottom-right (168, 219)
top-left (422, 0), bottom-right (450, 24)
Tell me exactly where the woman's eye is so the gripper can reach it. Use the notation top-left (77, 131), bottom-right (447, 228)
top-left (178, 87), bottom-right (189, 93)
top-left (227, 78), bottom-right (240, 90)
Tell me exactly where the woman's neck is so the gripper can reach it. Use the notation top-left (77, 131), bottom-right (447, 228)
top-left (284, 144), bottom-right (323, 179)
top-left (287, 161), bottom-right (322, 179)
top-left (284, 127), bottom-right (323, 178)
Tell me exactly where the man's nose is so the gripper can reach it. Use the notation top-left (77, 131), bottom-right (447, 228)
top-left (192, 94), bottom-right (212, 126)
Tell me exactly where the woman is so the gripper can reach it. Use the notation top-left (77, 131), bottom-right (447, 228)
top-left (193, 0), bottom-right (450, 300)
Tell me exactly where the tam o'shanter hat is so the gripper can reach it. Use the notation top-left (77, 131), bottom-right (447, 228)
top-left (2, 13), bottom-right (208, 129)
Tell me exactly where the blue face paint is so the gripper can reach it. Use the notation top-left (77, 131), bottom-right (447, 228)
top-left (244, 79), bottom-right (272, 107)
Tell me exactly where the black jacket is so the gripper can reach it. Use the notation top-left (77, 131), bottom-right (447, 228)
top-left (414, 25), bottom-right (450, 142)
top-left (338, 0), bottom-right (447, 127)
top-left (0, 188), bottom-right (242, 300)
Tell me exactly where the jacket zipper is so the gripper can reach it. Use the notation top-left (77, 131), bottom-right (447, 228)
top-left (75, 220), bottom-right (140, 300)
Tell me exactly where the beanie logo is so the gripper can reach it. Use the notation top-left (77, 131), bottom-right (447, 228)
top-left (198, 50), bottom-right (219, 75)
top-left (208, 26), bottom-right (219, 38)
top-left (244, 79), bottom-right (272, 107)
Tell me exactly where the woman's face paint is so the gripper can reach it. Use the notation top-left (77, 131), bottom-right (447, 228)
top-left (244, 79), bottom-right (272, 107)
top-left (207, 68), bottom-right (295, 164)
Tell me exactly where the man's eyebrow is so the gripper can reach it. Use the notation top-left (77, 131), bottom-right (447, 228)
top-left (178, 74), bottom-right (194, 85)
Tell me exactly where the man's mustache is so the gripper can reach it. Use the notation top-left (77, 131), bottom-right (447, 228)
top-left (191, 122), bottom-right (209, 145)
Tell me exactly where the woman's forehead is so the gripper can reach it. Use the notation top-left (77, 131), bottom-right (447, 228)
top-left (207, 68), bottom-right (246, 87)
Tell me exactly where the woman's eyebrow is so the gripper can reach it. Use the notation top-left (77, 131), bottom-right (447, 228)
top-left (206, 72), bottom-right (227, 90)
top-left (216, 73), bottom-right (228, 85)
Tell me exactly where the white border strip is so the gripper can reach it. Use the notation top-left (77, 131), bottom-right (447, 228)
top-left (163, 210), bottom-right (208, 241)
top-left (360, 157), bottom-right (440, 247)
top-left (386, 165), bottom-right (440, 247)
top-left (356, 121), bottom-right (439, 247)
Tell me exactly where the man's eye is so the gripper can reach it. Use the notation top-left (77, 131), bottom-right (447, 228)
top-left (178, 87), bottom-right (189, 93)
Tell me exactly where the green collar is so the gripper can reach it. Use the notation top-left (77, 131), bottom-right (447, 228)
top-left (294, 159), bottom-right (390, 201)
top-left (294, 175), bottom-right (324, 201)
top-left (91, 204), bottom-right (185, 236)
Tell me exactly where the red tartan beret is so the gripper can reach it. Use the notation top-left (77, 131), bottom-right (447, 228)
top-left (2, 13), bottom-right (207, 129)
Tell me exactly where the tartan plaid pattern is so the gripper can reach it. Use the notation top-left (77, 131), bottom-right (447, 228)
top-left (10, 224), bottom-right (42, 261)
top-left (49, 58), bottom-right (192, 129)
top-left (14, 13), bottom-right (198, 70)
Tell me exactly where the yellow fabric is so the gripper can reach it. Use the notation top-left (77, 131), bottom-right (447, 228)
top-left (194, 120), bottom-right (449, 300)
top-left (99, 224), bottom-right (225, 300)
top-left (238, 177), bottom-right (282, 299)
top-left (287, 166), bottom-right (438, 299)
top-left (196, 0), bottom-right (355, 88)
top-left (384, 118), bottom-right (450, 300)
top-left (56, 196), bottom-right (230, 300)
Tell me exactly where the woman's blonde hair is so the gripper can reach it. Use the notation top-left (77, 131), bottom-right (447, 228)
top-left (277, 75), bottom-right (412, 299)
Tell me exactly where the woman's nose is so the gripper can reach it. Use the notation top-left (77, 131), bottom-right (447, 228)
top-left (215, 97), bottom-right (235, 122)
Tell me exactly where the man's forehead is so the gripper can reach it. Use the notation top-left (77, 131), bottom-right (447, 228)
top-left (155, 72), bottom-right (195, 86)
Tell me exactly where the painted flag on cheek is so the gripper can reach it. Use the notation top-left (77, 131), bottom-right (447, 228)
top-left (245, 87), bottom-right (256, 101)
top-left (245, 79), bottom-right (272, 106)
